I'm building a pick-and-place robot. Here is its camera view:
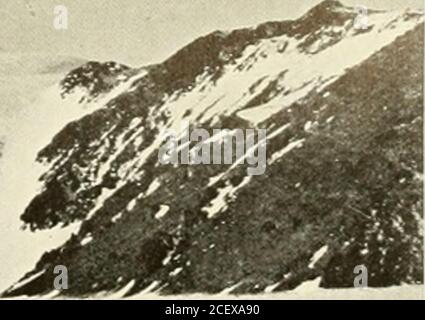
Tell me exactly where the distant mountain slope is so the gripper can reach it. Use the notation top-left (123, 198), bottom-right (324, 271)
top-left (2, 1), bottom-right (423, 298)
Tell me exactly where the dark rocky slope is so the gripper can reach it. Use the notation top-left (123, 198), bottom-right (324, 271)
top-left (2, 2), bottom-right (423, 297)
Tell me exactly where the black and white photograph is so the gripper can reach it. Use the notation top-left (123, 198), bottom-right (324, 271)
top-left (0, 0), bottom-right (424, 301)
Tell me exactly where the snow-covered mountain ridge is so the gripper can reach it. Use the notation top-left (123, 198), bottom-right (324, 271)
top-left (1, 0), bottom-right (423, 297)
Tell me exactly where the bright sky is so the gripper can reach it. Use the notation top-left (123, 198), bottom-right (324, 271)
top-left (0, 0), bottom-right (424, 66)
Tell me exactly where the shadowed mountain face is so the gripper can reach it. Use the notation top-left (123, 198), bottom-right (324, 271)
top-left (2, 1), bottom-right (423, 297)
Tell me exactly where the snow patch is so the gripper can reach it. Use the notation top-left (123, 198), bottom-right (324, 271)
top-left (145, 178), bottom-right (161, 197)
top-left (308, 245), bottom-right (329, 269)
top-left (264, 282), bottom-right (281, 294)
top-left (269, 139), bottom-right (305, 164)
top-left (155, 205), bottom-right (170, 220)
top-left (203, 184), bottom-right (234, 219)
top-left (126, 199), bottom-right (137, 211)
top-left (169, 268), bottom-right (183, 277)
top-left (81, 234), bottom-right (93, 246)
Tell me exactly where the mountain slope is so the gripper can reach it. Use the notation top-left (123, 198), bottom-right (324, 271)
top-left (2, 1), bottom-right (423, 297)
top-left (0, 59), bottom-right (137, 293)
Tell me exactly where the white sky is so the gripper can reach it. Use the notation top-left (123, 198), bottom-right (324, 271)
top-left (0, 0), bottom-right (424, 66)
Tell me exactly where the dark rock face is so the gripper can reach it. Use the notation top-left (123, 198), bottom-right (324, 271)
top-left (2, 1), bottom-right (423, 298)
top-left (60, 61), bottom-right (131, 101)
